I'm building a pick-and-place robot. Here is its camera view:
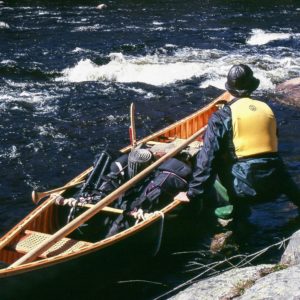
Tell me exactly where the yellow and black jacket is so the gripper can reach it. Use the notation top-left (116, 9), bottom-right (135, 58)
top-left (187, 97), bottom-right (300, 205)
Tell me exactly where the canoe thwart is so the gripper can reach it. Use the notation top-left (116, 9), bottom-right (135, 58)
top-left (149, 139), bottom-right (203, 158)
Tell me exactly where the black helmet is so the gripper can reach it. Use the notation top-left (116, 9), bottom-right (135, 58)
top-left (225, 64), bottom-right (260, 97)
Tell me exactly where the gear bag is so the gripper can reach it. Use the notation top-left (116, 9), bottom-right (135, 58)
top-left (66, 153), bottom-right (129, 241)
top-left (93, 153), bottom-right (129, 201)
top-left (128, 157), bottom-right (192, 211)
top-left (105, 158), bottom-right (192, 237)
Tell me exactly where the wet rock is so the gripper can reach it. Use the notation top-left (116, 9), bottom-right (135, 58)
top-left (275, 77), bottom-right (300, 106)
top-left (169, 265), bottom-right (273, 300)
top-left (240, 264), bottom-right (300, 299)
top-left (210, 231), bottom-right (233, 254)
top-left (280, 229), bottom-right (300, 266)
top-left (96, 4), bottom-right (107, 10)
top-left (169, 229), bottom-right (300, 299)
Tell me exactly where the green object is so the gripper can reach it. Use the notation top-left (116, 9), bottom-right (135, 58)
top-left (213, 180), bottom-right (233, 219)
top-left (213, 179), bottom-right (230, 202)
top-left (215, 205), bottom-right (234, 220)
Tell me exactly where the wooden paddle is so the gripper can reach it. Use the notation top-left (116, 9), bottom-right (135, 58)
top-left (32, 180), bottom-right (85, 205)
top-left (9, 125), bottom-right (206, 268)
top-left (129, 102), bottom-right (137, 148)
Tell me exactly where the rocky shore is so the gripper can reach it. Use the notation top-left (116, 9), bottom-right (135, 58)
top-left (170, 230), bottom-right (300, 300)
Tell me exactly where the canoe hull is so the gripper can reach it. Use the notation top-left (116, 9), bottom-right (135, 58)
top-left (0, 217), bottom-right (167, 299)
top-left (0, 91), bottom-right (233, 297)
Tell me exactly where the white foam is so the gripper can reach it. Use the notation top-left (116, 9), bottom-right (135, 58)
top-left (126, 87), bottom-right (156, 98)
top-left (144, 92), bottom-right (155, 99)
top-left (0, 82), bottom-right (60, 114)
top-left (38, 10), bottom-right (49, 16)
top-left (72, 47), bottom-right (84, 53)
top-left (36, 124), bottom-right (66, 140)
top-left (19, 91), bottom-right (44, 103)
top-left (0, 145), bottom-right (20, 159)
top-left (151, 26), bottom-right (167, 31)
top-left (71, 47), bottom-right (96, 54)
top-left (0, 59), bottom-right (16, 65)
top-left (127, 87), bottom-right (147, 94)
top-left (199, 53), bottom-right (300, 91)
top-left (72, 24), bottom-right (104, 32)
top-left (57, 48), bottom-right (225, 85)
top-left (56, 46), bottom-right (300, 91)
top-left (153, 21), bottom-right (164, 25)
top-left (105, 114), bottom-right (128, 126)
top-left (58, 56), bottom-right (208, 85)
top-left (247, 29), bottom-right (291, 46)
top-left (165, 44), bottom-right (177, 48)
top-left (0, 21), bottom-right (9, 29)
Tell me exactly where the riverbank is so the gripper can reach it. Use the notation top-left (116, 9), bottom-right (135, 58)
top-left (169, 228), bottom-right (300, 299)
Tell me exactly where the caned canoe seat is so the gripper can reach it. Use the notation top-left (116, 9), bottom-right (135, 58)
top-left (10, 230), bottom-right (92, 259)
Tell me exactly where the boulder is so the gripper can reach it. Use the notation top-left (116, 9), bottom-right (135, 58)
top-left (96, 4), bottom-right (107, 10)
top-left (275, 77), bottom-right (300, 106)
top-left (281, 229), bottom-right (300, 266)
top-left (240, 264), bottom-right (300, 299)
top-left (169, 265), bottom-right (273, 300)
top-left (169, 229), bottom-right (300, 299)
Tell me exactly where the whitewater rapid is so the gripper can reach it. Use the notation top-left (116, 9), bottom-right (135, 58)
top-left (58, 28), bottom-right (300, 91)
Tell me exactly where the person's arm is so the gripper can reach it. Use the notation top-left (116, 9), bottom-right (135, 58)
top-left (187, 109), bottom-right (229, 201)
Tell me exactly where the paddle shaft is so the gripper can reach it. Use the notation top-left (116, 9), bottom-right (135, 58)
top-left (32, 180), bottom-right (85, 205)
top-left (129, 103), bottom-right (137, 147)
top-left (55, 197), bottom-right (124, 214)
top-left (10, 126), bottom-right (206, 268)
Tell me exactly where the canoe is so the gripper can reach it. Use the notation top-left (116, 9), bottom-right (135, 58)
top-left (0, 91), bottom-right (233, 297)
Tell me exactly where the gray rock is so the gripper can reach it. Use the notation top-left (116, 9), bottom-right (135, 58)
top-left (96, 4), bottom-right (107, 10)
top-left (169, 265), bottom-right (273, 300)
top-left (275, 77), bottom-right (300, 106)
top-left (170, 229), bottom-right (300, 299)
top-left (240, 264), bottom-right (300, 300)
top-left (281, 229), bottom-right (300, 266)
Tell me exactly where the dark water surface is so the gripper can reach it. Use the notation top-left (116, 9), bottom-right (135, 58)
top-left (1, 0), bottom-right (300, 299)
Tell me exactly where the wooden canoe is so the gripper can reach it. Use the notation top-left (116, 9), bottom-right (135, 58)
top-left (0, 91), bottom-right (233, 296)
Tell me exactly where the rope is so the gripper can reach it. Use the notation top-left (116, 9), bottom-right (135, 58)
top-left (133, 209), bottom-right (147, 224)
top-left (131, 208), bottom-right (165, 256)
top-left (55, 195), bottom-right (90, 207)
top-left (152, 211), bottom-right (164, 256)
top-left (57, 192), bottom-right (165, 255)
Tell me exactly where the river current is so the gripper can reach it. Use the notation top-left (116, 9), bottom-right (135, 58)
top-left (1, 0), bottom-right (300, 299)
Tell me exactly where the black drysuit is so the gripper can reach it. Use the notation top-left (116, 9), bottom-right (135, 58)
top-left (187, 97), bottom-right (300, 219)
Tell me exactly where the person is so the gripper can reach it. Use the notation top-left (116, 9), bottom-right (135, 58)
top-left (186, 64), bottom-right (300, 240)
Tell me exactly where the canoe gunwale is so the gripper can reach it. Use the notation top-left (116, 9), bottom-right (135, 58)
top-left (120, 92), bottom-right (231, 153)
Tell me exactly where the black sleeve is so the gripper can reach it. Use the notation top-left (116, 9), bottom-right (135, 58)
top-left (187, 109), bottom-right (229, 201)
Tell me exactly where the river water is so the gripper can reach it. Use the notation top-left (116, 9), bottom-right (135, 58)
top-left (1, 0), bottom-right (300, 299)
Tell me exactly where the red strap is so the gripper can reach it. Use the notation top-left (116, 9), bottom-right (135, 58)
top-left (129, 127), bottom-right (133, 145)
